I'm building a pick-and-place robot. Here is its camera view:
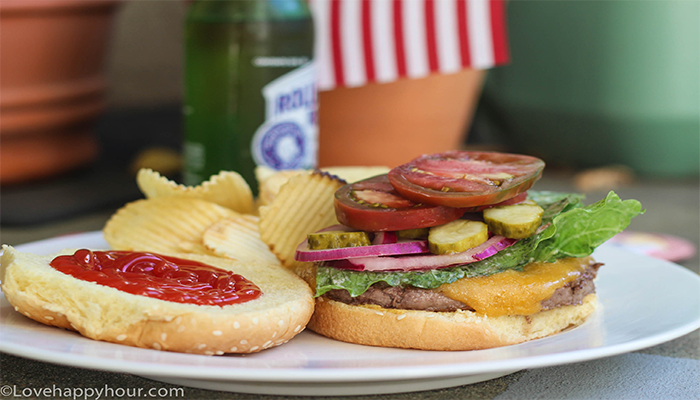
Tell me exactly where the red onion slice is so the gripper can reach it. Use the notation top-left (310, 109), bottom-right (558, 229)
top-left (325, 235), bottom-right (517, 272)
top-left (295, 236), bottom-right (429, 262)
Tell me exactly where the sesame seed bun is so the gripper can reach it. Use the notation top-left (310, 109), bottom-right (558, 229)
top-left (0, 246), bottom-right (314, 355)
top-left (308, 294), bottom-right (598, 351)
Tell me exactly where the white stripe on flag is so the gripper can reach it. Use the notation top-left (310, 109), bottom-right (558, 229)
top-left (340, 0), bottom-right (366, 87)
top-left (403, 0), bottom-right (429, 78)
top-left (435, 0), bottom-right (461, 74)
top-left (311, 0), bottom-right (335, 90)
top-left (467, 0), bottom-right (495, 69)
top-left (372, 0), bottom-right (397, 84)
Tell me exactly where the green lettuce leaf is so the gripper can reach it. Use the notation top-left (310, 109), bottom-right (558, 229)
top-left (315, 191), bottom-right (643, 297)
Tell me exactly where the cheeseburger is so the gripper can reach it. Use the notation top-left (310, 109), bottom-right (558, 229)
top-left (292, 151), bottom-right (642, 350)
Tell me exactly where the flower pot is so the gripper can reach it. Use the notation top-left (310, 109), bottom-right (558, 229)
top-left (318, 68), bottom-right (486, 168)
top-left (0, 0), bottom-right (120, 185)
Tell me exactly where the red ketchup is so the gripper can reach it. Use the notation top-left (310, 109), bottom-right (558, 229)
top-left (50, 250), bottom-right (262, 306)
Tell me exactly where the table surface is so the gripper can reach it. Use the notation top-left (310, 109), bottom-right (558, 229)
top-left (1, 172), bottom-right (698, 400)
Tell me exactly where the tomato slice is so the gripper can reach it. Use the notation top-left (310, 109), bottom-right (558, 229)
top-left (387, 151), bottom-right (544, 208)
top-left (334, 175), bottom-right (465, 232)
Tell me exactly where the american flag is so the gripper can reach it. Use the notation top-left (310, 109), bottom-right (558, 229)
top-left (309, 0), bottom-right (509, 91)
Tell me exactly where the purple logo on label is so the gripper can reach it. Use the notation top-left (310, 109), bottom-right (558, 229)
top-left (258, 122), bottom-right (306, 169)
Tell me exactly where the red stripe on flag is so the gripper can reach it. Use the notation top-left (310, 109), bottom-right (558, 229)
top-left (392, 0), bottom-right (407, 78)
top-left (424, 0), bottom-right (439, 72)
top-left (489, 0), bottom-right (510, 64)
top-left (456, 0), bottom-right (471, 68)
top-left (361, 0), bottom-right (376, 83)
top-left (330, 0), bottom-right (345, 87)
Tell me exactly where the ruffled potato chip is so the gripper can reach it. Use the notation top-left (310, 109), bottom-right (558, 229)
top-left (258, 171), bottom-right (346, 271)
top-left (203, 215), bottom-right (280, 266)
top-left (104, 197), bottom-right (238, 255)
top-left (255, 166), bottom-right (390, 207)
top-left (322, 166), bottom-right (390, 184)
top-left (137, 169), bottom-right (254, 214)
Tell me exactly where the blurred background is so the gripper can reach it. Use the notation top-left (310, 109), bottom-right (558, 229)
top-left (1, 0), bottom-right (698, 269)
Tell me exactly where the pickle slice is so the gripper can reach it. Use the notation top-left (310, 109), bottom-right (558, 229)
top-left (307, 231), bottom-right (371, 250)
top-left (483, 203), bottom-right (544, 239)
top-left (397, 228), bottom-right (430, 239)
top-left (428, 220), bottom-right (488, 255)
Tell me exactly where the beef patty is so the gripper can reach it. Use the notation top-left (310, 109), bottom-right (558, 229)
top-left (325, 263), bottom-right (602, 313)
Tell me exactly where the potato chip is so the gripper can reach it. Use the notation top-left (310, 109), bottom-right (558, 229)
top-left (203, 215), bottom-right (281, 265)
top-left (322, 166), bottom-right (390, 184)
top-left (137, 168), bottom-right (254, 214)
top-left (104, 197), bottom-right (239, 255)
top-left (257, 169), bottom-right (308, 207)
top-left (258, 171), bottom-right (346, 270)
top-left (255, 166), bottom-right (389, 207)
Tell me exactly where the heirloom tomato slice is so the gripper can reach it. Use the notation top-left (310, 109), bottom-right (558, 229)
top-left (334, 175), bottom-right (465, 232)
top-left (387, 151), bottom-right (544, 208)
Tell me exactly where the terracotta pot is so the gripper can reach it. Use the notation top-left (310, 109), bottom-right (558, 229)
top-left (318, 68), bottom-right (486, 168)
top-left (0, 0), bottom-right (120, 185)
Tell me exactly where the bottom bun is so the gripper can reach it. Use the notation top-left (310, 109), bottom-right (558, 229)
top-left (1, 246), bottom-right (314, 354)
top-left (308, 294), bottom-right (598, 350)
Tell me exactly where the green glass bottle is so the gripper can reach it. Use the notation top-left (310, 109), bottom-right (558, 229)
top-left (183, 0), bottom-right (317, 193)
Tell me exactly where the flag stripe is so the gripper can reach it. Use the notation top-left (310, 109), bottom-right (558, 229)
top-left (468, 0), bottom-right (494, 69)
top-left (341, 0), bottom-right (365, 87)
top-left (456, 0), bottom-right (471, 68)
top-left (424, 0), bottom-right (439, 73)
top-left (489, 0), bottom-right (510, 65)
top-left (404, 0), bottom-right (428, 78)
top-left (361, 0), bottom-right (376, 83)
top-left (372, 0), bottom-right (397, 83)
top-left (330, 0), bottom-right (345, 87)
top-left (436, 0), bottom-right (460, 74)
top-left (393, 0), bottom-right (407, 78)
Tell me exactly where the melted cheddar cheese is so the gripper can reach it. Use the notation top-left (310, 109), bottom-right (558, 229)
top-left (437, 257), bottom-right (594, 317)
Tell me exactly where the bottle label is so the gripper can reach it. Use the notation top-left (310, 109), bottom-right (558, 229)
top-left (252, 62), bottom-right (318, 170)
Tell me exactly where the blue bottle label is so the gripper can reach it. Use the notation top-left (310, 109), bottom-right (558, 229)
top-left (252, 62), bottom-right (318, 170)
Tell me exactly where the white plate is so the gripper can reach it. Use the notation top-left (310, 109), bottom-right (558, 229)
top-left (2, 232), bottom-right (700, 396)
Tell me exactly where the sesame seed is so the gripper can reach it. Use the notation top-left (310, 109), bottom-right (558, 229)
top-left (198, 343), bottom-right (207, 350)
top-left (45, 316), bottom-right (54, 321)
top-left (164, 316), bottom-right (174, 322)
top-left (294, 325), bottom-right (302, 332)
top-left (14, 306), bottom-right (19, 312)
top-left (70, 323), bottom-right (77, 330)
top-left (177, 325), bottom-right (186, 333)
top-left (152, 342), bottom-right (162, 350)
top-left (239, 339), bottom-right (248, 345)
top-left (204, 351), bottom-right (214, 355)
top-left (278, 319), bottom-right (285, 326)
top-left (397, 314), bottom-right (406, 321)
top-left (174, 316), bottom-right (182, 324)
top-left (263, 341), bottom-right (273, 348)
top-left (215, 351), bottom-right (224, 355)
top-left (250, 346), bottom-right (259, 351)
top-left (252, 317), bottom-right (259, 325)
top-left (212, 330), bottom-right (223, 336)
top-left (374, 311), bottom-right (384, 316)
top-left (161, 333), bottom-right (167, 341)
top-left (23, 312), bottom-right (31, 317)
top-left (272, 331), bottom-right (278, 338)
top-left (233, 321), bottom-right (241, 329)
top-left (229, 346), bottom-right (238, 352)
top-left (116, 334), bottom-right (127, 341)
